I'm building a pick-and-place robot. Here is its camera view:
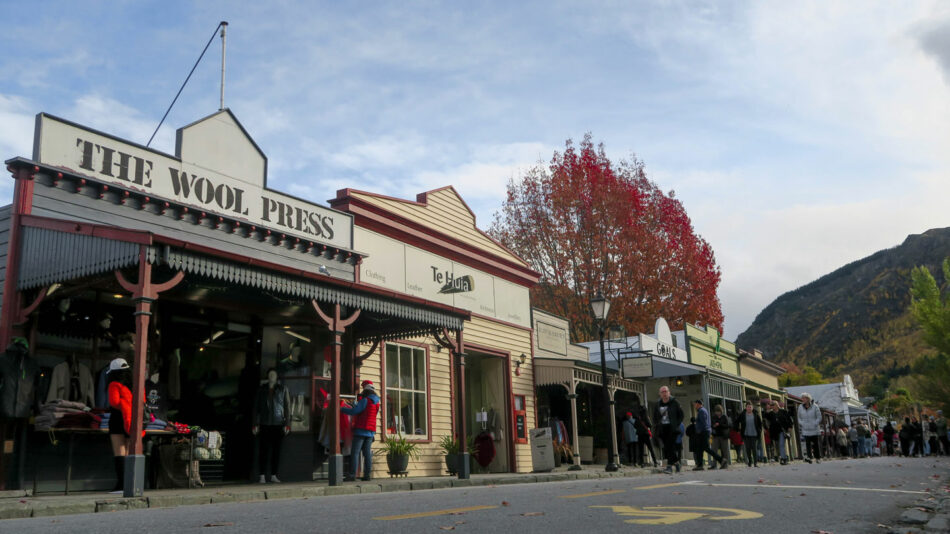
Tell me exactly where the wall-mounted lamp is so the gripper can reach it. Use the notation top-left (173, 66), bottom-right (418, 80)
top-left (514, 353), bottom-right (527, 376)
top-left (674, 377), bottom-right (684, 387)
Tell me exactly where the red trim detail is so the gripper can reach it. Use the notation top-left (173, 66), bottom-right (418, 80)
top-left (462, 342), bottom-right (517, 472)
top-left (0, 168), bottom-right (35, 349)
top-left (379, 339), bottom-right (433, 444)
top-left (334, 186), bottom-right (527, 266)
top-left (331, 193), bottom-right (539, 286)
top-left (17, 214), bottom-right (471, 321)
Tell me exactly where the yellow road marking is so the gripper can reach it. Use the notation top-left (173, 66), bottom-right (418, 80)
top-left (592, 505), bottom-right (762, 525)
top-left (647, 506), bottom-right (763, 521)
top-left (592, 505), bottom-right (704, 525)
top-left (374, 505), bottom-right (498, 520)
top-left (559, 489), bottom-right (626, 499)
top-left (633, 482), bottom-right (683, 490)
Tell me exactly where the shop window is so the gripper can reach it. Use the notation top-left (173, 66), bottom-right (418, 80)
top-left (513, 395), bottom-right (527, 444)
top-left (384, 343), bottom-right (428, 440)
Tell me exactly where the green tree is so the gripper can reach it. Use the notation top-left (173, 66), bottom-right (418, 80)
top-left (876, 388), bottom-right (917, 420)
top-left (778, 363), bottom-right (828, 387)
top-left (909, 258), bottom-right (950, 413)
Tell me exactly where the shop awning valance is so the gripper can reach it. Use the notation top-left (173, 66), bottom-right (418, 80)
top-left (535, 357), bottom-right (645, 398)
top-left (648, 357), bottom-right (706, 379)
top-left (17, 225), bottom-right (465, 334)
top-left (18, 226), bottom-right (142, 289)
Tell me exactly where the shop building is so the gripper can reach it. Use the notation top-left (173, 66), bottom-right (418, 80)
top-left (785, 375), bottom-right (865, 428)
top-left (0, 111), bottom-right (474, 494)
top-left (329, 186), bottom-right (540, 475)
top-left (533, 309), bottom-right (644, 467)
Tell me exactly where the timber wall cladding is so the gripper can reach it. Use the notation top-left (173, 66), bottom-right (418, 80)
top-left (362, 317), bottom-right (535, 476)
top-left (352, 189), bottom-right (527, 267)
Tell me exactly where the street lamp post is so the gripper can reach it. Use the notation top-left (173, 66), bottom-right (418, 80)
top-left (591, 292), bottom-right (620, 472)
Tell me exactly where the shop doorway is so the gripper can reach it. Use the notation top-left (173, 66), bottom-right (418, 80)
top-left (463, 351), bottom-right (511, 473)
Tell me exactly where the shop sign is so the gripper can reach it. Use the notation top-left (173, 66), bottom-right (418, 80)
top-left (356, 227), bottom-right (531, 327)
top-left (33, 113), bottom-right (352, 249)
top-left (536, 321), bottom-right (568, 356)
top-left (433, 268), bottom-right (474, 294)
top-left (637, 318), bottom-right (687, 362)
top-left (622, 356), bottom-right (654, 378)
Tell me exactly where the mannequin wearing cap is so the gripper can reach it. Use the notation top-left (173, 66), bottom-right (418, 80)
top-left (106, 357), bottom-right (136, 492)
top-left (341, 380), bottom-right (380, 481)
top-left (253, 368), bottom-right (290, 483)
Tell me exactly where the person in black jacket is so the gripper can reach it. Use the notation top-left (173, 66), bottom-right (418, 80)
top-left (709, 404), bottom-right (732, 469)
top-left (252, 368), bottom-right (291, 484)
top-left (635, 404), bottom-right (658, 468)
top-left (882, 421), bottom-right (896, 456)
top-left (653, 386), bottom-right (684, 474)
top-left (737, 401), bottom-right (762, 467)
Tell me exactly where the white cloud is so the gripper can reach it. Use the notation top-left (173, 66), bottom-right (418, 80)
top-left (0, 94), bottom-right (36, 160)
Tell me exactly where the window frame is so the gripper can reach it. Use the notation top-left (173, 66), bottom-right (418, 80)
top-left (380, 340), bottom-right (432, 443)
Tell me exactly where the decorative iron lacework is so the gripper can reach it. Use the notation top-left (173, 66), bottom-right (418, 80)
top-left (18, 227), bottom-right (140, 290)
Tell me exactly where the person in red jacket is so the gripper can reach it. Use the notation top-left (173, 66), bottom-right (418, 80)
top-left (107, 358), bottom-right (134, 492)
top-left (341, 380), bottom-right (380, 481)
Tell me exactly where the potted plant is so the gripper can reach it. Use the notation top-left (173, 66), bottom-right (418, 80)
top-left (377, 434), bottom-right (420, 474)
top-left (438, 435), bottom-right (478, 475)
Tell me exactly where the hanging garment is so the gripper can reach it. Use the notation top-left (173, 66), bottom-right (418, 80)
top-left (474, 431), bottom-right (496, 467)
top-left (46, 361), bottom-right (94, 407)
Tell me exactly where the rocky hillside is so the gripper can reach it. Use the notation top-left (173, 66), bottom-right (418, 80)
top-left (736, 227), bottom-right (950, 394)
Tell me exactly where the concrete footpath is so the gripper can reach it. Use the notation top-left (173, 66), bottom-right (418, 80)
top-left (0, 465), bottom-right (654, 520)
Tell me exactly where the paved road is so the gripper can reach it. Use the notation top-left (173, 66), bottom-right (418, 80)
top-left (7, 456), bottom-right (949, 533)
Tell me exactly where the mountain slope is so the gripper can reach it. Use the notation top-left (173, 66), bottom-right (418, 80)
top-left (736, 227), bottom-right (950, 391)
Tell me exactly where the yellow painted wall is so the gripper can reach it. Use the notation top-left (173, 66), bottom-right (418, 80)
top-left (359, 316), bottom-right (536, 477)
top-left (352, 189), bottom-right (528, 268)
top-left (739, 364), bottom-right (780, 391)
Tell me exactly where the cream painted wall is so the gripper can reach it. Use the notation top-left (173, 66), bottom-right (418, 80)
top-left (358, 316), bottom-right (536, 477)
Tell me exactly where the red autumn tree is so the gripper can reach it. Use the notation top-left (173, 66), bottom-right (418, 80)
top-left (489, 134), bottom-right (723, 343)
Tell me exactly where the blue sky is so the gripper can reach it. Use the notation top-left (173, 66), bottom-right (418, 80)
top-left (2, 1), bottom-right (950, 339)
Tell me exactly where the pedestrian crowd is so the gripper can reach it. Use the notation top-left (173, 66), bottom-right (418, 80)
top-left (619, 387), bottom-right (950, 472)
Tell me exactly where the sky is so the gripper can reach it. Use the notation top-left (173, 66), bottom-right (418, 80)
top-left (2, 1), bottom-right (949, 339)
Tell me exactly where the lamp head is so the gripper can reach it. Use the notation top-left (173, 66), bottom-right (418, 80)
top-left (590, 292), bottom-right (610, 321)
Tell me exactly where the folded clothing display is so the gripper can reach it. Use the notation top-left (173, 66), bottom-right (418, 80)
top-left (35, 399), bottom-right (92, 430)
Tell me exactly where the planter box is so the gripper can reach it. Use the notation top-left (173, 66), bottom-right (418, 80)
top-left (578, 436), bottom-right (594, 463)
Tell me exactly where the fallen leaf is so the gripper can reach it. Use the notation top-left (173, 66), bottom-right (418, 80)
top-left (672, 491), bottom-right (684, 495)
top-left (876, 524), bottom-right (890, 529)
top-left (455, 521), bottom-right (467, 525)
top-left (203, 523), bottom-right (234, 528)
top-left (810, 530), bottom-right (833, 534)
top-left (800, 493), bottom-right (807, 496)
top-left (502, 501), bottom-right (510, 507)
top-left (522, 512), bottom-right (545, 516)
top-left (450, 512), bottom-right (466, 516)
top-left (757, 479), bottom-right (765, 483)
top-left (439, 527), bottom-right (455, 531)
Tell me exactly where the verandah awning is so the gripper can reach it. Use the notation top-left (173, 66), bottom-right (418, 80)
top-left (17, 224), bottom-right (466, 336)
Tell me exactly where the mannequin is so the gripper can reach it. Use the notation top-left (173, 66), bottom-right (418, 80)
top-left (277, 342), bottom-right (304, 376)
top-left (0, 338), bottom-right (38, 490)
top-left (252, 368), bottom-right (290, 483)
top-left (97, 313), bottom-right (117, 352)
top-left (106, 358), bottom-right (134, 493)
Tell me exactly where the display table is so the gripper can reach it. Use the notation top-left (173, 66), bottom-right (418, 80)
top-left (32, 428), bottom-right (184, 495)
